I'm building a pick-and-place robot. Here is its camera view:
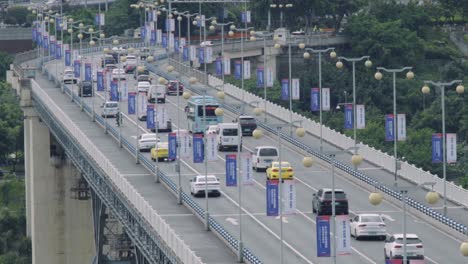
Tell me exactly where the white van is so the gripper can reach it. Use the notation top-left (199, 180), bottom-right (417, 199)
top-left (216, 123), bottom-right (241, 151)
top-left (148, 84), bottom-right (166, 103)
top-left (252, 146), bottom-right (279, 172)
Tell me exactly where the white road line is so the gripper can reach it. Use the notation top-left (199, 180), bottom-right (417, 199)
top-left (121, 173), bottom-right (152, 177)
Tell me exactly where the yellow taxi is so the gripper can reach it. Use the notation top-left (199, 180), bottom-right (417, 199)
top-left (266, 161), bottom-right (294, 180)
top-left (151, 142), bottom-right (170, 161)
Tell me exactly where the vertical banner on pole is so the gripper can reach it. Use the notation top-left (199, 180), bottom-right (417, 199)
top-left (256, 67), bottom-right (264, 88)
top-left (162, 33), bottom-right (167, 48)
top-left (183, 46), bottom-right (189, 61)
top-left (56, 43), bottom-right (62, 59)
top-left (316, 215), bottom-right (331, 257)
top-left (190, 46), bottom-right (196, 61)
top-left (432, 133), bottom-right (443, 163)
top-left (169, 33), bottom-right (174, 49)
top-left (206, 133), bottom-right (218, 161)
top-left (356, 104), bottom-right (366, 129)
top-left (128, 92), bottom-right (136, 114)
top-left (322, 88), bottom-right (331, 111)
top-left (234, 60), bottom-right (242, 80)
top-left (146, 105), bottom-right (155, 129)
top-left (73, 60), bottom-right (81, 78)
top-left (168, 132), bottom-right (177, 161)
top-left (223, 56), bottom-right (231, 75)
top-left (150, 30), bottom-right (156, 45)
top-left (137, 92), bottom-right (147, 119)
top-left (266, 67), bottom-right (274, 87)
top-left (292, 78), bottom-right (300, 100)
top-left (335, 215), bottom-right (352, 256)
top-left (385, 114), bottom-right (395, 141)
top-left (43, 36), bottom-right (48, 49)
top-left (110, 80), bottom-right (119, 101)
top-left (156, 104), bottom-right (168, 129)
top-left (397, 114), bottom-right (407, 141)
top-left (216, 57), bottom-right (222, 76)
top-left (156, 29), bottom-right (162, 44)
top-left (243, 60), bottom-right (251, 79)
top-left (85, 63), bottom-right (92, 81)
top-left (225, 154), bottom-right (237, 186)
top-left (65, 50), bottom-right (71, 66)
top-left (241, 11), bottom-right (251, 23)
top-left (120, 80), bottom-right (128, 101)
top-left (180, 130), bottom-right (190, 158)
top-left (281, 79), bottom-right (289, 100)
top-left (241, 153), bottom-right (254, 185)
top-left (282, 180), bottom-right (296, 215)
top-left (266, 180), bottom-right (279, 216)
top-left (180, 38), bottom-right (186, 53)
top-left (50, 36), bottom-right (55, 56)
top-left (206, 47), bottom-right (213, 63)
top-left (193, 134), bottom-right (204, 163)
top-left (198, 48), bottom-right (205, 64)
top-left (344, 104), bottom-right (353, 129)
top-left (174, 37), bottom-right (179, 53)
top-left (446, 133), bottom-right (457, 163)
top-left (311, 88), bottom-right (319, 111)
top-left (97, 71), bottom-right (104, 91)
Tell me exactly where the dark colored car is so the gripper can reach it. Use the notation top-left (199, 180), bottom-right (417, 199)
top-left (312, 188), bottom-right (349, 216)
top-left (166, 80), bottom-right (184, 95)
top-left (236, 116), bottom-right (257, 136)
top-left (101, 55), bottom-right (116, 67)
top-left (134, 69), bottom-right (150, 80)
top-left (78, 81), bottom-right (93, 97)
top-left (150, 120), bottom-right (173, 133)
top-left (137, 74), bottom-right (152, 84)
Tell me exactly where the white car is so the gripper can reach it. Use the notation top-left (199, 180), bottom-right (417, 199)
top-left (138, 133), bottom-right (159, 151)
top-left (200, 41), bottom-right (213, 47)
top-left (101, 101), bottom-right (120, 117)
top-left (111, 69), bottom-right (126, 80)
top-left (62, 67), bottom-right (77, 84)
top-left (252, 146), bottom-right (279, 172)
top-left (190, 175), bottom-right (221, 197)
top-left (350, 214), bottom-right (386, 240)
top-left (206, 125), bottom-right (218, 135)
top-left (384, 234), bottom-right (424, 260)
top-left (137, 81), bottom-right (151, 93)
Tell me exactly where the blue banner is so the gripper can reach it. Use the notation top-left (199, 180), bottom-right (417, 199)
top-left (168, 132), bottom-right (177, 161)
top-left (32, 28), bottom-right (37, 42)
top-left (65, 50), bottom-right (71, 66)
top-left (256, 67), bottom-right (264, 88)
top-left (193, 134), bottom-right (204, 163)
top-left (162, 33), bottom-right (167, 48)
top-left (150, 30), bottom-right (156, 45)
top-left (85, 63), bottom-right (92, 81)
top-left (432, 133), bottom-right (443, 163)
top-left (183, 47), bottom-right (188, 61)
top-left (148, 11), bottom-right (153, 22)
top-left (110, 81), bottom-right (119, 101)
top-left (311, 88), bottom-right (320, 111)
top-left (234, 60), bottom-right (241, 80)
top-left (165, 18), bottom-right (170, 31)
top-left (37, 32), bottom-right (42, 47)
top-left (281, 79), bottom-right (289, 100)
top-left (95, 14), bottom-right (100, 25)
top-left (141, 27), bottom-right (146, 41)
top-left (73, 60), bottom-right (81, 78)
top-left (146, 105), bottom-right (155, 129)
top-left (43, 36), bottom-right (48, 49)
top-left (226, 154), bottom-right (237, 186)
top-left (128, 92), bottom-right (136, 114)
top-left (344, 104), bottom-right (353, 129)
top-left (174, 38), bottom-right (179, 53)
top-left (241, 12), bottom-right (246, 23)
top-left (56, 18), bottom-right (62, 31)
top-left (266, 180), bottom-right (279, 216)
top-left (56, 44), bottom-right (62, 59)
top-left (316, 216), bottom-right (331, 257)
top-left (50, 41), bottom-right (55, 56)
top-left (216, 57), bottom-right (222, 76)
top-left (385, 114), bottom-right (395, 141)
top-left (97, 71), bottom-right (104, 91)
top-left (198, 48), bottom-right (205, 64)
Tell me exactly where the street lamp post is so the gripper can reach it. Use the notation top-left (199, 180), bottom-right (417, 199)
top-left (269, 3), bottom-right (293, 28)
top-left (195, 16), bottom-right (216, 85)
top-left (336, 56), bottom-right (372, 159)
top-left (421, 80), bottom-right (464, 216)
top-left (375, 67), bottom-right (414, 186)
top-left (231, 26), bottom-right (254, 104)
top-left (213, 20), bottom-right (234, 93)
top-left (302, 47), bottom-right (337, 152)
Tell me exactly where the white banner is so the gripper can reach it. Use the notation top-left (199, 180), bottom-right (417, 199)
top-left (447, 133), bottom-right (457, 163)
top-left (205, 47), bottom-right (213, 63)
top-left (322, 88), bottom-right (331, 111)
top-left (200, 15), bottom-right (206, 27)
top-left (169, 18), bottom-right (175, 31)
top-left (168, 33), bottom-right (174, 49)
top-left (282, 180), bottom-right (296, 215)
top-left (190, 45), bottom-right (197, 61)
top-left (120, 80), bottom-right (128, 101)
top-left (266, 67), bottom-right (274, 87)
top-left (62, 20), bottom-right (67, 30)
top-left (152, 10), bottom-right (157, 22)
top-left (146, 24), bottom-right (151, 43)
top-left (100, 13), bottom-right (105, 26)
top-left (180, 38), bottom-right (186, 53)
top-left (50, 35), bottom-right (55, 42)
top-left (150, 21), bottom-right (155, 31)
top-left (223, 56), bottom-right (231, 75)
top-left (156, 29), bottom-right (162, 44)
top-left (72, 50), bottom-right (80, 61)
top-left (397, 113), bottom-right (406, 141)
top-left (356, 104), bottom-right (365, 129)
top-left (63, 43), bottom-right (69, 51)
top-left (105, 71), bottom-right (111, 92)
top-left (206, 133), bottom-right (218, 161)
top-left (335, 215), bottom-right (352, 255)
top-left (159, 104), bottom-right (169, 129)
top-left (292, 78), bottom-right (300, 100)
top-left (179, 131), bottom-right (190, 158)
top-left (243, 60), bottom-right (251, 79)
top-left (137, 92), bottom-right (147, 118)
top-left (241, 153), bottom-right (254, 185)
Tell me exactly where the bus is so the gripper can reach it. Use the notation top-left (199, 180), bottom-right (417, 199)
top-left (185, 96), bottom-right (223, 134)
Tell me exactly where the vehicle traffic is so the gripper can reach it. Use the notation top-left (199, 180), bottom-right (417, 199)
top-left (166, 80), bottom-right (184, 95)
top-left (350, 214), bottom-right (387, 240)
top-left (252, 146), bottom-right (279, 172)
top-left (312, 188), bottom-right (349, 216)
top-left (62, 67), bottom-right (77, 84)
top-left (151, 142), bottom-right (171, 161)
top-left (147, 84), bottom-right (166, 103)
top-left (186, 96), bottom-right (223, 133)
top-left (236, 115), bottom-right (257, 136)
top-left (190, 175), bottom-right (221, 197)
top-left (111, 69), bottom-right (126, 80)
top-left (78, 80), bottom-right (93, 97)
top-left (101, 101), bottom-right (120, 118)
top-left (384, 234), bottom-right (425, 260)
top-left (266, 161), bottom-right (294, 180)
top-left (137, 133), bottom-right (159, 152)
top-left (216, 123), bottom-right (241, 151)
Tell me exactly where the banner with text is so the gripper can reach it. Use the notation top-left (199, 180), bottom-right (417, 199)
top-left (335, 215), bottom-right (352, 256)
top-left (97, 71), bottom-right (104, 91)
top-left (234, 60), bottom-right (242, 80)
top-left (432, 133), bottom-right (443, 163)
top-left (281, 79), bottom-right (289, 100)
top-left (206, 133), bottom-right (218, 161)
top-left (193, 134), bottom-right (204, 163)
top-left (223, 56), bottom-right (231, 75)
top-left (256, 67), bottom-right (264, 88)
top-left (146, 105), bottom-right (155, 129)
top-left (85, 63), bottom-right (92, 81)
top-left (168, 132), bottom-right (177, 161)
top-left (282, 180), bottom-right (297, 215)
top-left (385, 114), bottom-right (395, 141)
top-left (128, 92), bottom-right (136, 115)
top-left (356, 104), bottom-right (365, 129)
top-left (241, 153), bottom-right (254, 185)
top-left (266, 180), bottom-right (279, 216)
top-left (292, 78), bottom-right (300, 100)
top-left (156, 104), bottom-right (168, 129)
top-left (397, 114), bottom-right (407, 141)
top-left (322, 88), bottom-right (331, 111)
top-left (110, 81), bottom-right (119, 101)
top-left (180, 130), bottom-right (190, 158)
top-left (344, 104), bottom-right (353, 129)
top-left (447, 133), bottom-right (457, 163)
top-left (226, 154), bottom-right (237, 186)
top-left (243, 60), bottom-right (251, 79)
top-left (317, 215), bottom-right (331, 257)
top-left (311, 88), bottom-right (319, 111)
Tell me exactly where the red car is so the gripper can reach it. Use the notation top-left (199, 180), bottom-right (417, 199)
top-left (166, 80), bottom-right (184, 95)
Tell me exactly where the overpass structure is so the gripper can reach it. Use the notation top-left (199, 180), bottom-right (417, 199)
top-left (6, 38), bottom-right (468, 264)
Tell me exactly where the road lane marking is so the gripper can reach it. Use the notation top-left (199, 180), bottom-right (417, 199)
top-left (226, 217), bottom-right (239, 225)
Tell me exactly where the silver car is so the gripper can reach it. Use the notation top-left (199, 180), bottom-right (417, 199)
top-left (101, 101), bottom-right (119, 118)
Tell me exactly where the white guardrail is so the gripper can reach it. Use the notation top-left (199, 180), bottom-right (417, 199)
top-left (206, 74), bottom-right (468, 208)
top-left (30, 79), bottom-right (204, 264)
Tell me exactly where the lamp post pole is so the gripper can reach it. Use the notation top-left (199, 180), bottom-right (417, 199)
top-left (336, 56), bottom-right (371, 158)
top-left (214, 21), bottom-right (234, 93)
top-left (375, 66), bottom-right (413, 186)
top-left (423, 80), bottom-right (463, 216)
top-left (233, 26), bottom-right (254, 103)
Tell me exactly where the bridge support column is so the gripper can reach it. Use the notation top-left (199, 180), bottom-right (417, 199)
top-left (25, 111), bottom-right (94, 264)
